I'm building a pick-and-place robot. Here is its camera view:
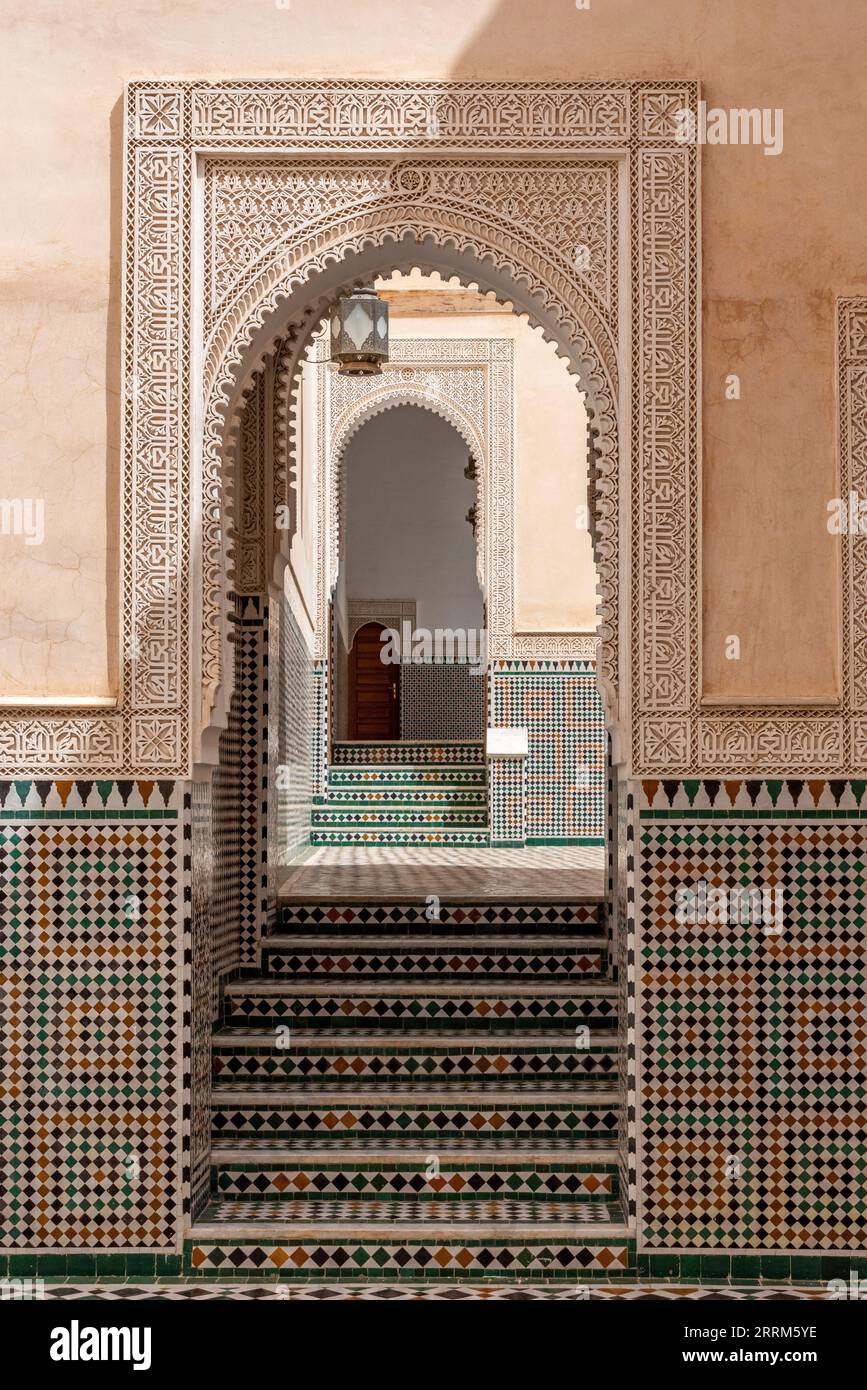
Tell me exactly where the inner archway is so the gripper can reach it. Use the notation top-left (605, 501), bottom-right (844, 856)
top-left (198, 219), bottom-right (621, 768)
top-left (336, 404), bottom-right (486, 745)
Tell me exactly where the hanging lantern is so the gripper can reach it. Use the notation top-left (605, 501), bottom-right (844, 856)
top-left (330, 286), bottom-right (389, 376)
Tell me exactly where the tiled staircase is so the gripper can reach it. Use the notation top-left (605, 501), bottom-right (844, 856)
top-left (189, 896), bottom-right (630, 1281)
top-left (311, 740), bottom-right (489, 847)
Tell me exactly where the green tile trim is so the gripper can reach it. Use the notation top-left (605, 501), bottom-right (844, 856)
top-left (0, 1253), bottom-right (183, 1277)
top-left (0, 809), bottom-right (177, 821)
top-left (526, 836), bottom-right (606, 846)
top-left (634, 1253), bottom-right (867, 1280)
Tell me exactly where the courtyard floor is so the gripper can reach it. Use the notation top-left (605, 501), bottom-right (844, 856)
top-left (279, 843), bottom-right (607, 901)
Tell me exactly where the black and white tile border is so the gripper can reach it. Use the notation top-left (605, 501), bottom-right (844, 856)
top-left (34, 1281), bottom-right (829, 1301)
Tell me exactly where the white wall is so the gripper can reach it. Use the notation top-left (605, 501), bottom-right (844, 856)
top-left (343, 405), bottom-right (483, 634)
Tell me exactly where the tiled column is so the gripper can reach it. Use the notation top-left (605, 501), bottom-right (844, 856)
top-left (487, 735), bottom-right (528, 847)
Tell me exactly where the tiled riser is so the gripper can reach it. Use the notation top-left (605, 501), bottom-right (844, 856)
top-left (332, 742), bottom-right (485, 765)
top-left (222, 995), bottom-right (619, 1028)
top-left (277, 904), bottom-right (604, 929)
top-left (312, 808), bottom-right (487, 827)
top-left (187, 1241), bottom-right (631, 1277)
top-left (210, 1106), bottom-right (620, 1140)
top-left (320, 788), bottom-right (485, 806)
top-left (212, 1163), bottom-right (618, 1200)
top-left (212, 1043), bottom-right (619, 1082)
top-left (328, 769), bottom-right (486, 788)
top-left (260, 947), bottom-right (608, 977)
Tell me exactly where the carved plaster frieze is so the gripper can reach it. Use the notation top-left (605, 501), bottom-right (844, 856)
top-left (345, 599), bottom-right (417, 650)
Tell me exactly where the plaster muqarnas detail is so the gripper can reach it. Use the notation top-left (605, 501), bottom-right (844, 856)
top-left (637, 779), bottom-right (867, 1251)
top-left (1, 780), bottom-right (185, 1250)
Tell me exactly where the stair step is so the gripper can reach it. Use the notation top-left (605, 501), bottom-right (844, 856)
top-left (321, 787), bottom-right (487, 806)
top-left (196, 1197), bottom-right (620, 1224)
top-left (332, 741), bottom-right (485, 767)
top-left (261, 935), bottom-right (607, 977)
top-left (212, 1028), bottom-right (619, 1082)
top-left (211, 1145), bottom-right (619, 1199)
top-left (186, 1226), bottom-right (631, 1277)
top-left (328, 768), bottom-right (486, 788)
top-left (222, 979), bottom-right (619, 1028)
top-left (211, 1135), bottom-right (618, 1153)
top-left (312, 806), bottom-right (487, 827)
top-left (277, 902), bottom-right (606, 928)
top-left (310, 827), bottom-right (490, 846)
top-left (210, 1083), bottom-right (620, 1140)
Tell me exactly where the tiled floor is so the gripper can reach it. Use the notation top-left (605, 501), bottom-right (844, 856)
top-left (280, 844), bottom-right (606, 900)
top-left (34, 1282), bottom-right (829, 1301)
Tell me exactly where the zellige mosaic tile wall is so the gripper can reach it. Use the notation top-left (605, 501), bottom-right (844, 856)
top-left (637, 778), bottom-right (867, 1254)
top-left (0, 779), bottom-right (185, 1253)
top-left (189, 780), bottom-right (213, 1222)
top-left (400, 662), bottom-right (486, 740)
top-left (489, 661), bottom-right (605, 844)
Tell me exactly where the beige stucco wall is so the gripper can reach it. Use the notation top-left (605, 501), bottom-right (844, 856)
top-left (1, 0), bottom-right (863, 702)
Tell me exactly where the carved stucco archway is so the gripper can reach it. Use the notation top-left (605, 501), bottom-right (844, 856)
top-left (0, 82), bottom-right (716, 781)
top-left (199, 202), bottom-right (622, 762)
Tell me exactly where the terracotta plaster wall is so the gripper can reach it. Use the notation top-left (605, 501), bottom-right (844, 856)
top-left (1, 0), bottom-right (863, 704)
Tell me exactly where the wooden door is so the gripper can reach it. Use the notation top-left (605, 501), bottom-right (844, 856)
top-left (349, 622), bottom-right (399, 740)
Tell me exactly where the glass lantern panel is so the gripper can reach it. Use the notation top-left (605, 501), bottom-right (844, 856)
top-left (344, 303), bottom-right (373, 350)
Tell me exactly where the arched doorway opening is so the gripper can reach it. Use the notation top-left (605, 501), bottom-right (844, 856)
top-left (337, 403), bottom-right (486, 747)
top-left (219, 264), bottom-right (606, 876)
top-left (197, 224), bottom-right (620, 772)
top-left (187, 138), bottom-right (633, 1261)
